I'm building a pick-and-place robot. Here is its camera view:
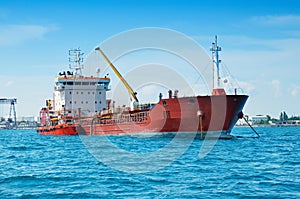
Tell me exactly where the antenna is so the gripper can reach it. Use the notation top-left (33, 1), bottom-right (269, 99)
top-left (69, 48), bottom-right (84, 76)
top-left (96, 67), bottom-right (101, 77)
top-left (210, 35), bottom-right (222, 88)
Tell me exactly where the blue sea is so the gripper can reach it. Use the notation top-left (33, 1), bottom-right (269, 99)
top-left (0, 127), bottom-right (299, 198)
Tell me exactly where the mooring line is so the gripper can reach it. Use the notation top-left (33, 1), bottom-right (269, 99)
top-left (243, 116), bottom-right (260, 138)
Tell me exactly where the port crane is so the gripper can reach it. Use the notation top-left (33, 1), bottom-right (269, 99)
top-left (0, 98), bottom-right (17, 128)
top-left (95, 47), bottom-right (139, 104)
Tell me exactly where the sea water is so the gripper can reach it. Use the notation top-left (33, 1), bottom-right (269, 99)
top-left (0, 127), bottom-right (299, 198)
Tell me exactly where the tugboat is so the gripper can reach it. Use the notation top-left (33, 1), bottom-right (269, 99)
top-left (37, 110), bottom-right (77, 135)
top-left (37, 36), bottom-right (248, 138)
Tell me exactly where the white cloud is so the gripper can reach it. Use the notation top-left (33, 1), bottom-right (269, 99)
top-left (0, 75), bottom-right (54, 117)
top-left (251, 15), bottom-right (300, 26)
top-left (137, 84), bottom-right (157, 95)
top-left (4, 80), bottom-right (13, 87)
top-left (0, 24), bottom-right (57, 46)
top-left (216, 36), bottom-right (300, 80)
top-left (291, 85), bottom-right (300, 96)
top-left (235, 80), bottom-right (255, 94)
top-left (271, 79), bottom-right (281, 97)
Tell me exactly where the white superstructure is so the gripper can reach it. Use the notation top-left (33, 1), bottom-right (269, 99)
top-left (53, 49), bottom-right (110, 117)
top-left (53, 74), bottom-right (110, 116)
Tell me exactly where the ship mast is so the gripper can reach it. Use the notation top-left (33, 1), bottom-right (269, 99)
top-left (210, 35), bottom-right (222, 88)
top-left (68, 48), bottom-right (84, 76)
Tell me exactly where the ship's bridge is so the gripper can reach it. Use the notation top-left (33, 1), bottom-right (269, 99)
top-left (53, 72), bottom-right (111, 116)
top-left (55, 75), bottom-right (110, 91)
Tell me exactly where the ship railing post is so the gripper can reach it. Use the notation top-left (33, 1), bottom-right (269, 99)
top-left (200, 115), bottom-right (203, 139)
top-left (90, 117), bottom-right (96, 135)
top-left (197, 110), bottom-right (204, 139)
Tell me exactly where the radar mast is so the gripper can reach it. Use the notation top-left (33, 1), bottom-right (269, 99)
top-left (69, 48), bottom-right (84, 76)
top-left (210, 36), bottom-right (222, 88)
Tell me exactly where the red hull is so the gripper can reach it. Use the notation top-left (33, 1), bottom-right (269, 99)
top-left (76, 95), bottom-right (248, 137)
top-left (37, 123), bottom-right (78, 135)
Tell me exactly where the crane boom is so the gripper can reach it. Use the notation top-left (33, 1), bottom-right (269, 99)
top-left (95, 47), bottom-right (138, 102)
top-left (0, 98), bottom-right (17, 104)
top-left (0, 98), bottom-right (17, 128)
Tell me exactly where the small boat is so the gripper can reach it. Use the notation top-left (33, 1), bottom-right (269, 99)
top-left (37, 112), bottom-right (77, 135)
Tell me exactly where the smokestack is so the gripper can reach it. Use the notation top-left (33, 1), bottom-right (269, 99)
top-left (168, 90), bottom-right (172, 99)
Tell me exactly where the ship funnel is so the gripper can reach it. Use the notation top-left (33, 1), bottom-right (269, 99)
top-left (168, 90), bottom-right (172, 99)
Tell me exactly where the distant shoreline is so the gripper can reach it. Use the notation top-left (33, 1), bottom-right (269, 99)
top-left (235, 124), bottom-right (300, 128)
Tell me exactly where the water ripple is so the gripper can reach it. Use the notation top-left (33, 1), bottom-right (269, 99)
top-left (0, 127), bottom-right (299, 198)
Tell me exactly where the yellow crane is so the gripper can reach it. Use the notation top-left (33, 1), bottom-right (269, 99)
top-left (95, 47), bottom-right (139, 103)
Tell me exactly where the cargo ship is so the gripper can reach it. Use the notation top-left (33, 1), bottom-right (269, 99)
top-left (37, 36), bottom-right (248, 138)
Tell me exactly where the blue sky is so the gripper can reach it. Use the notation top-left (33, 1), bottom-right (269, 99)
top-left (0, 0), bottom-right (300, 118)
